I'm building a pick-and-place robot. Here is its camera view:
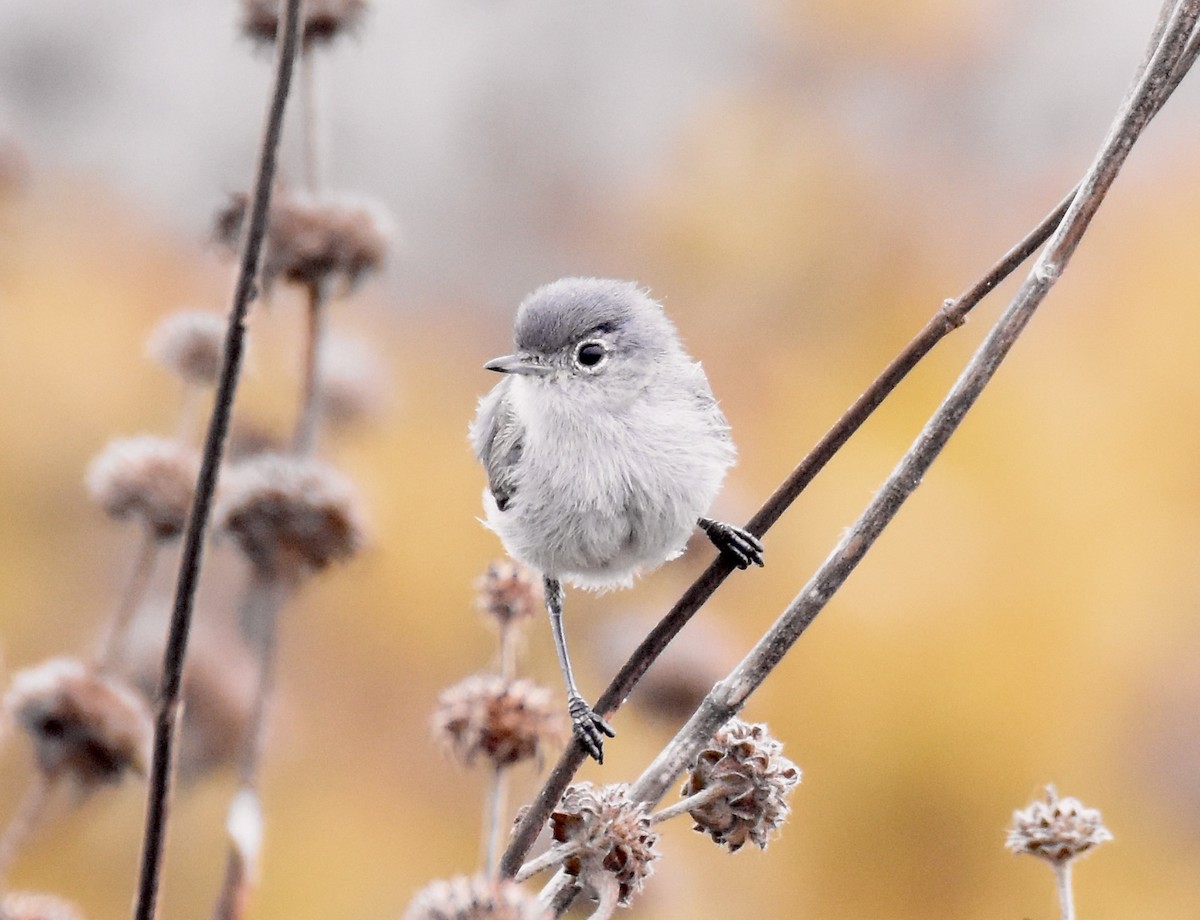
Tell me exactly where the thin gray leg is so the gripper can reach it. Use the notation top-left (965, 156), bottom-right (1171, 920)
top-left (544, 576), bottom-right (615, 763)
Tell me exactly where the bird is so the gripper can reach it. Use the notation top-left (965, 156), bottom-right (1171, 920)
top-left (469, 277), bottom-right (763, 763)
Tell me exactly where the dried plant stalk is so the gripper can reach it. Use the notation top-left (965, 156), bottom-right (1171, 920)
top-left (131, 3), bottom-right (305, 919)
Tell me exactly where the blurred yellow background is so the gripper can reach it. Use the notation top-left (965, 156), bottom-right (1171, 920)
top-left (1, 2), bottom-right (1199, 919)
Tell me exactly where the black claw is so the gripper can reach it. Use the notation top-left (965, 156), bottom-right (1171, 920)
top-left (568, 695), bottom-right (616, 764)
top-left (700, 518), bottom-right (766, 568)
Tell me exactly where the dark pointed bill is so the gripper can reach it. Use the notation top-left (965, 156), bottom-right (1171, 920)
top-left (484, 354), bottom-right (552, 376)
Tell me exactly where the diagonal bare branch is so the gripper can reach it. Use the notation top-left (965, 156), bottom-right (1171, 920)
top-left (499, 0), bottom-right (1200, 878)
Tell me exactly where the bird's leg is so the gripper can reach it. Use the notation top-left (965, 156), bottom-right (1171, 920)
top-left (544, 576), bottom-right (615, 764)
top-left (697, 517), bottom-right (765, 569)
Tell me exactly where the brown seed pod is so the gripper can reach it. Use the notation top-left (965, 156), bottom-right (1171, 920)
top-left (85, 437), bottom-right (200, 540)
top-left (5, 658), bottom-right (152, 789)
top-left (549, 782), bottom-right (659, 906)
top-left (240, 0), bottom-right (368, 49)
top-left (432, 674), bottom-right (563, 768)
top-left (1006, 785), bottom-right (1113, 866)
top-left (681, 718), bottom-right (800, 852)
top-left (213, 192), bottom-right (388, 295)
top-left (216, 453), bottom-right (365, 581)
top-left (402, 875), bottom-right (549, 920)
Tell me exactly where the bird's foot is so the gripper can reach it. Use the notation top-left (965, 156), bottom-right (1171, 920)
top-left (699, 517), bottom-right (765, 569)
top-left (567, 694), bottom-right (616, 764)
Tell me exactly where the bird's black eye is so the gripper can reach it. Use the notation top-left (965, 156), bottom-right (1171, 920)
top-left (575, 341), bottom-right (607, 368)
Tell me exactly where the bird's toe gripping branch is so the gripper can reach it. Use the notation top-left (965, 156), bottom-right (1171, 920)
top-left (698, 517), bottom-right (765, 569)
top-left (567, 693), bottom-right (616, 764)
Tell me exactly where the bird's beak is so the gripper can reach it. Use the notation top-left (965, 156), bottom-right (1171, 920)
top-left (484, 354), bottom-right (551, 376)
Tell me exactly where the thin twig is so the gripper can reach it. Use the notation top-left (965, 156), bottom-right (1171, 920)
top-left (300, 51), bottom-right (322, 194)
top-left (514, 842), bottom-right (583, 884)
top-left (96, 528), bottom-right (160, 669)
top-left (131, 3), bottom-right (303, 919)
top-left (497, 2), bottom-right (1200, 877)
top-left (211, 573), bottom-right (288, 920)
top-left (648, 782), bottom-right (728, 826)
top-left (0, 775), bottom-right (54, 886)
top-left (626, 0), bottom-right (1200, 808)
top-left (1055, 862), bottom-right (1075, 920)
top-left (292, 280), bottom-right (329, 456)
top-left (482, 764), bottom-right (509, 881)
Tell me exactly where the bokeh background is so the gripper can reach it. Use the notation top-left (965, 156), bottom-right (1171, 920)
top-left (2, 1), bottom-right (1200, 918)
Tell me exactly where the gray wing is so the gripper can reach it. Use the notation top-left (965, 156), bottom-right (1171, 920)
top-left (469, 377), bottom-right (524, 512)
top-left (687, 361), bottom-right (733, 442)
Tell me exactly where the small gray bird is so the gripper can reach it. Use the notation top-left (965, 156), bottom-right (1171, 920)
top-left (470, 277), bottom-right (763, 763)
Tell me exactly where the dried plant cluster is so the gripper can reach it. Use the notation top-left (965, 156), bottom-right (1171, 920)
top-left (549, 784), bottom-right (659, 907)
top-left (682, 718), bottom-right (800, 852)
top-left (214, 192), bottom-right (389, 295)
top-left (1, 1), bottom-right (1191, 918)
top-left (5, 658), bottom-right (151, 789)
top-left (0, 3), bottom-right (390, 917)
top-left (1006, 786), bottom-right (1113, 867)
top-left (402, 876), bottom-right (549, 920)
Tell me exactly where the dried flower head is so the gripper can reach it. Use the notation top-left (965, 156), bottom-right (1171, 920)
top-left (241, 0), bottom-right (368, 49)
top-left (217, 453), bottom-right (365, 580)
top-left (214, 192), bottom-right (388, 294)
top-left (5, 658), bottom-right (152, 788)
top-left (1, 892), bottom-right (86, 920)
top-left (146, 310), bottom-right (227, 386)
top-left (402, 875), bottom-right (549, 920)
top-left (432, 674), bottom-right (563, 768)
top-left (474, 561), bottom-right (542, 630)
top-left (1006, 785), bottom-right (1113, 865)
top-left (682, 718), bottom-right (800, 852)
top-left (549, 782), bottom-right (659, 906)
top-left (227, 422), bottom-right (285, 461)
top-left (86, 437), bottom-right (200, 539)
top-left (317, 335), bottom-right (388, 429)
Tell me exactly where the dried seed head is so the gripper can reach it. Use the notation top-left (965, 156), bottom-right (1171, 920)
top-left (1, 892), bottom-right (86, 920)
top-left (86, 437), bottom-right (200, 539)
top-left (146, 310), bottom-right (227, 386)
top-left (550, 782), bottom-right (659, 906)
top-left (227, 422), bottom-right (285, 461)
top-left (4, 658), bottom-right (152, 788)
top-left (1006, 785), bottom-right (1113, 866)
top-left (473, 561), bottom-right (542, 630)
top-left (213, 192), bottom-right (389, 294)
top-left (402, 875), bottom-right (549, 920)
top-left (217, 453), bottom-right (365, 580)
top-left (317, 335), bottom-right (388, 429)
top-left (241, 0), bottom-right (368, 49)
top-left (432, 674), bottom-right (563, 768)
top-left (682, 718), bottom-right (800, 852)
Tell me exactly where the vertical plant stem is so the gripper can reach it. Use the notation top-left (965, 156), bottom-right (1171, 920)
top-left (131, 3), bottom-right (303, 919)
top-left (292, 281), bottom-right (329, 456)
top-left (97, 529), bottom-right (160, 670)
top-left (300, 51), bottom-right (321, 194)
top-left (482, 765), bottom-right (510, 881)
top-left (1055, 863), bottom-right (1075, 920)
top-left (212, 572), bottom-right (288, 920)
top-left (0, 776), bottom-right (54, 886)
top-left (177, 383), bottom-right (204, 446)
